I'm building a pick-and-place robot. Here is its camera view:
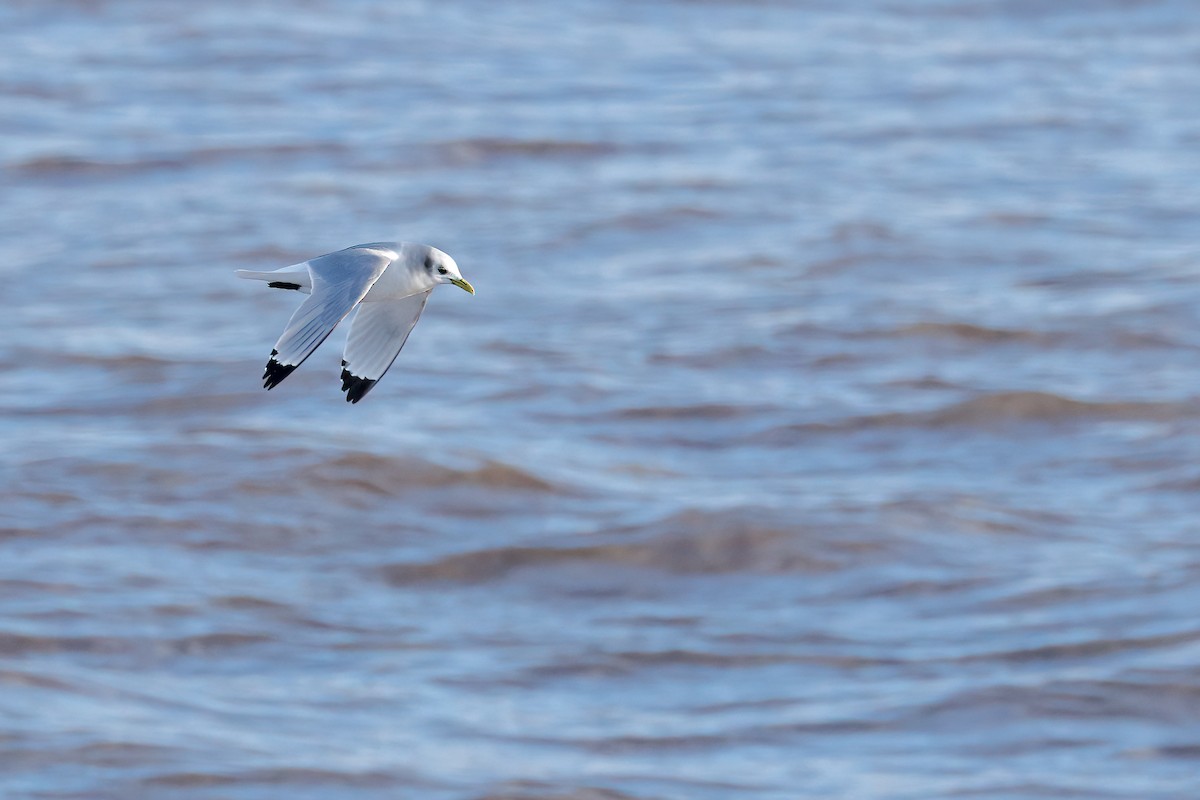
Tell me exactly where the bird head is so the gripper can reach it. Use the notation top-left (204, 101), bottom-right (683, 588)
top-left (424, 249), bottom-right (474, 294)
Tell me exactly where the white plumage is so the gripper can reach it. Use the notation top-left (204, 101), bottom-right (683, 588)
top-left (236, 241), bottom-right (474, 403)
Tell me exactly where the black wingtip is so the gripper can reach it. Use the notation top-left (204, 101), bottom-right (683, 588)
top-left (340, 366), bottom-right (376, 404)
top-left (263, 349), bottom-right (298, 390)
top-left (267, 281), bottom-right (302, 290)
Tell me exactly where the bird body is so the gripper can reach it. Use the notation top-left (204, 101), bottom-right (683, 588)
top-left (237, 242), bottom-right (473, 403)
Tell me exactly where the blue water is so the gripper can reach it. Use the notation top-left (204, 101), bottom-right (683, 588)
top-left (4, 1), bottom-right (1200, 798)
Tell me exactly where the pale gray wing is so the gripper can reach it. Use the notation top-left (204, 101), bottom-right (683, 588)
top-left (262, 248), bottom-right (393, 390)
top-left (339, 290), bottom-right (432, 403)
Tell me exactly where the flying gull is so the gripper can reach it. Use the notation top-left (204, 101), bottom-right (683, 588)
top-left (237, 241), bottom-right (474, 403)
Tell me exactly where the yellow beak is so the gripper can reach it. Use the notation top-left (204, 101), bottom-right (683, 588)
top-left (449, 277), bottom-right (475, 295)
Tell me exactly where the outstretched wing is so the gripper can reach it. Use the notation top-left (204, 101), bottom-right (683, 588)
top-left (339, 291), bottom-right (432, 403)
top-left (262, 248), bottom-right (394, 389)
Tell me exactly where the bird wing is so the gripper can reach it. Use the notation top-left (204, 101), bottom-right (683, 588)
top-left (262, 247), bottom-right (394, 389)
top-left (339, 290), bottom-right (432, 403)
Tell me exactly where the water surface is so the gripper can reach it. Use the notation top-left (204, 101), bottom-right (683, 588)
top-left (3, 1), bottom-right (1200, 798)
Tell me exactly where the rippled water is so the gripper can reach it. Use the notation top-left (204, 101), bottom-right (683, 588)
top-left (4, 1), bottom-right (1200, 798)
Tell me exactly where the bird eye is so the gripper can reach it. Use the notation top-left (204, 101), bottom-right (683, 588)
top-left (437, 266), bottom-right (448, 275)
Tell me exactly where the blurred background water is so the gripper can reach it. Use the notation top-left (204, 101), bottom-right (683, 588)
top-left (3, 0), bottom-right (1200, 798)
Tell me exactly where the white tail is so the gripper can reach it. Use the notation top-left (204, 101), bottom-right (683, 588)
top-left (236, 263), bottom-right (312, 293)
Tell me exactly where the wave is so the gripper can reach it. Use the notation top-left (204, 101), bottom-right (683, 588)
top-left (562, 206), bottom-right (723, 240)
top-left (0, 630), bottom-right (269, 656)
top-left (0, 630), bottom-right (124, 656)
top-left (612, 403), bottom-right (768, 421)
top-left (950, 628), bottom-right (1200, 665)
top-left (50, 741), bottom-right (175, 768)
top-left (291, 452), bottom-right (561, 496)
top-left (437, 137), bottom-right (619, 163)
top-left (883, 321), bottom-right (1181, 349)
top-left (143, 767), bottom-right (403, 789)
top-left (34, 351), bottom-right (178, 369)
top-left (909, 675), bottom-right (1199, 732)
top-left (891, 321), bottom-right (1056, 343)
top-left (10, 142), bottom-right (347, 178)
top-left (0, 668), bottom-right (78, 691)
top-left (10, 154), bottom-right (186, 177)
top-left (761, 391), bottom-right (1191, 440)
top-left (924, 391), bottom-right (1183, 425)
top-left (382, 508), bottom-right (879, 585)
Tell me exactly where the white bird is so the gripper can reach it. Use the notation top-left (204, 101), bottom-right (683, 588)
top-left (236, 241), bottom-right (474, 403)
